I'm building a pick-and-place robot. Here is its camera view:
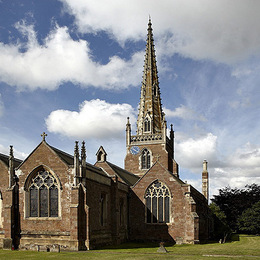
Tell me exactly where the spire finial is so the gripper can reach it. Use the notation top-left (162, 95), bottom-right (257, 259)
top-left (203, 160), bottom-right (208, 172)
top-left (81, 141), bottom-right (86, 159)
top-left (9, 145), bottom-right (15, 187)
top-left (9, 145), bottom-right (13, 157)
top-left (74, 141), bottom-right (79, 155)
top-left (148, 16), bottom-right (152, 31)
top-left (41, 132), bottom-right (47, 142)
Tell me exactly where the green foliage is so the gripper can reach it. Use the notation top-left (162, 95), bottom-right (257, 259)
top-left (209, 203), bottom-right (227, 223)
top-left (211, 183), bottom-right (260, 233)
top-left (238, 201), bottom-right (260, 234)
top-left (209, 203), bottom-right (230, 241)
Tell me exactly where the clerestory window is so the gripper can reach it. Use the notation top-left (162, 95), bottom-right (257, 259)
top-left (29, 169), bottom-right (59, 218)
top-left (141, 149), bottom-right (151, 169)
top-left (145, 180), bottom-right (170, 223)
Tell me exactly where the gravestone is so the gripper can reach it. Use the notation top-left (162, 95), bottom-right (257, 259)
top-left (157, 242), bottom-right (168, 253)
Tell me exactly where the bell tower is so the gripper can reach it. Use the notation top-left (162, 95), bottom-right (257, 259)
top-left (124, 18), bottom-right (178, 177)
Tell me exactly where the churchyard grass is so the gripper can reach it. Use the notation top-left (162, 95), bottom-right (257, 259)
top-left (0, 234), bottom-right (259, 260)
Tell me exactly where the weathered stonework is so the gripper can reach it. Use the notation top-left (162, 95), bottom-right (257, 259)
top-left (125, 18), bottom-right (210, 244)
top-left (0, 19), bottom-right (211, 251)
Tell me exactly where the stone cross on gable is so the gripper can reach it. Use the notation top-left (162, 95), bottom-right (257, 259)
top-left (41, 132), bottom-right (47, 141)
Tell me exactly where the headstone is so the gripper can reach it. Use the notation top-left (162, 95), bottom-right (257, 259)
top-left (157, 242), bottom-right (168, 253)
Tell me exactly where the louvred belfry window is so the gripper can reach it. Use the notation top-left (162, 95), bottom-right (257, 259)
top-left (141, 149), bottom-right (151, 169)
top-left (29, 170), bottom-right (59, 217)
top-left (145, 180), bottom-right (170, 223)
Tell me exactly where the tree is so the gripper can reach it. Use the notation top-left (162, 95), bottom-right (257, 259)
top-left (238, 201), bottom-right (260, 234)
top-left (211, 183), bottom-right (260, 232)
top-left (209, 203), bottom-right (230, 242)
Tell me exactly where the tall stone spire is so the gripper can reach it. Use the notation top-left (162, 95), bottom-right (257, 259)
top-left (125, 19), bottom-right (178, 177)
top-left (137, 18), bottom-right (164, 135)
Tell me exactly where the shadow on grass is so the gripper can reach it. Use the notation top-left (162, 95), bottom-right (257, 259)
top-left (97, 241), bottom-right (175, 250)
top-left (97, 234), bottom-right (243, 251)
top-left (230, 233), bottom-right (240, 241)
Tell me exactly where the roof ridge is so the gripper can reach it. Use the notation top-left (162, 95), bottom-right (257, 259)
top-left (106, 161), bottom-right (139, 177)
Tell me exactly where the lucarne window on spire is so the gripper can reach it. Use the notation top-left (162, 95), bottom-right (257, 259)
top-left (144, 117), bottom-right (151, 132)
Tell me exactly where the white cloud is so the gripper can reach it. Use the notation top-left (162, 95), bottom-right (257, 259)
top-left (203, 143), bottom-right (260, 198)
top-left (0, 144), bottom-right (9, 155)
top-left (164, 105), bottom-right (206, 121)
top-left (0, 22), bottom-right (143, 91)
top-left (45, 99), bottom-right (136, 139)
top-left (229, 142), bottom-right (260, 170)
top-left (0, 94), bottom-right (4, 117)
top-left (175, 133), bottom-right (218, 169)
top-left (232, 68), bottom-right (253, 78)
top-left (60, 0), bottom-right (260, 63)
top-left (0, 143), bottom-right (27, 160)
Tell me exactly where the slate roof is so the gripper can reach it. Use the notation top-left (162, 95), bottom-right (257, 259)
top-left (106, 161), bottom-right (140, 186)
top-left (86, 162), bottom-right (109, 177)
top-left (50, 146), bottom-right (74, 165)
top-left (0, 153), bottom-right (23, 168)
top-left (51, 145), bottom-right (108, 177)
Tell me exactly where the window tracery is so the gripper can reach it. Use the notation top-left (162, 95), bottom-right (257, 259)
top-left (29, 170), bottom-right (59, 217)
top-left (145, 180), bottom-right (170, 223)
top-left (141, 149), bottom-right (151, 169)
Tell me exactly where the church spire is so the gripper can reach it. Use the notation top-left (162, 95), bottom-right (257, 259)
top-left (137, 18), bottom-right (164, 135)
top-left (124, 19), bottom-right (178, 177)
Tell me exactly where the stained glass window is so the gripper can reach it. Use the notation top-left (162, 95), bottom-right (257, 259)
top-left (28, 170), bottom-right (59, 217)
top-left (145, 180), bottom-right (170, 223)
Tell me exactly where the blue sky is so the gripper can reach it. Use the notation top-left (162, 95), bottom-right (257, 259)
top-left (0, 0), bottom-right (260, 198)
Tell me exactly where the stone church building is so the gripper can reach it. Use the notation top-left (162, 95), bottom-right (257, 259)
top-left (0, 20), bottom-right (210, 251)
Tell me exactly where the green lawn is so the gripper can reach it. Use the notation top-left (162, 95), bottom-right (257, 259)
top-left (0, 234), bottom-right (259, 260)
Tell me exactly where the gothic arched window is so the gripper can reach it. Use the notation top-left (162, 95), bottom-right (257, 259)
top-left (29, 170), bottom-right (59, 217)
top-left (141, 149), bottom-right (151, 169)
top-left (145, 180), bottom-right (170, 223)
top-left (144, 117), bottom-right (151, 132)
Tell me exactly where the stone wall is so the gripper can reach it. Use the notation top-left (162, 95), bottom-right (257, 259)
top-left (0, 141), bottom-right (129, 251)
top-left (125, 143), bottom-right (178, 177)
top-left (129, 161), bottom-right (208, 244)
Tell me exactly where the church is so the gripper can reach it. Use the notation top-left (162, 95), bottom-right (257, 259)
top-left (0, 19), bottom-right (210, 251)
